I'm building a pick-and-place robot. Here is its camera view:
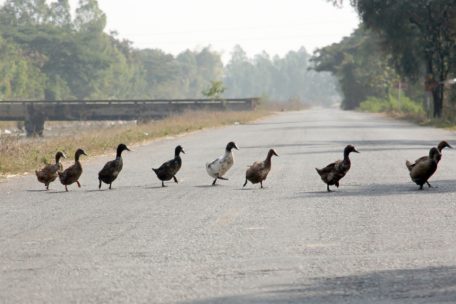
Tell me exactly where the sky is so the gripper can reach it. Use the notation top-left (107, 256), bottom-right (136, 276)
top-left (0, 0), bottom-right (359, 59)
top-left (71, 0), bottom-right (359, 60)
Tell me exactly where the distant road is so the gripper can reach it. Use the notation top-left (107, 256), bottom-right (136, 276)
top-left (1, 108), bottom-right (456, 303)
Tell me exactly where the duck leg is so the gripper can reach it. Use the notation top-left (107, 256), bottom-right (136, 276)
top-left (260, 182), bottom-right (263, 189)
top-left (162, 181), bottom-right (166, 187)
top-left (65, 185), bottom-right (68, 192)
top-left (327, 184), bottom-right (332, 192)
top-left (76, 181), bottom-right (81, 188)
top-left (173, 176), bottom-right (178, 184)
top-left (46, 184), bottom-right (49, 191)
top-left (243, 179), bottom-right (248, 187)
top-left (212, 178), bottom-right (217, 186)
top-left (98, 179), bottom-right (102, 190)
top-left (109, 183), bottom-right (112, 190)
top-left (426, 181), bottom-right (433, 188)
top-left (419, 184), bottom-right (424, 190)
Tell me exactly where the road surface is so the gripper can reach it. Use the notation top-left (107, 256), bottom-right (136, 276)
top-left (1, 108), bottom-right (456, 303)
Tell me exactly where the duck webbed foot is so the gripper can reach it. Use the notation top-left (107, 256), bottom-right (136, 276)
top-left (243, 179), bottom-right (247, 187)
top-left (173, 176), bottom-right (178, 184)
top-left (426, 181), bottom-right (436, 188)
top-left (76, 181), bottom-right (81, 188)
top-left (212, 178), bottom-right (217, 186)
top-left (260, 182), bottom-right (264, 189)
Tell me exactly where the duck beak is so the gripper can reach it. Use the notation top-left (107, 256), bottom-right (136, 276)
top-left (126, 147), bottom-right (132, 152)
top-left (83, 152), bottom-right (88, 156)
top-left (182, 149), bottom-right (186, 154)
top-left (354, 149), bottom-right (360, 153)
top-left (274, 151), bottom-right (279, 156)
top-left (448, 144), bottom-right (453, 149)
top-left (234, 145), bottom-right (239, 150)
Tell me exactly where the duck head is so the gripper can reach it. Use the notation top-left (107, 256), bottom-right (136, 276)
top-left (75, 148), bottom-right (87, 161)
top-left (55, 151), bottom-right (66, 163)
top-left (268, 149), bottom-right (279, 158)
top-left (117, 143), bottom-right (131, 157)
top-left (175, 145), bottom-right (185, 156)
top-left (344, 145), bottom-right (359, 156)
top-left (429, 147), bottom-right (441, 161)
top-left (438, 141), bottom-right (452, 151)
top-left (226, 141), bottom-right (238, 152)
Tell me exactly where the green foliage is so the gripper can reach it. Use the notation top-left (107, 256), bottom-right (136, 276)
top-left (351, 0), bottom-right (456, 118)
top-left (202, 81), bottom-right (225, 99)
top-left (359, 93), bottom-right (425, 116)
top-left (311, 27), bottom-right (400, 109)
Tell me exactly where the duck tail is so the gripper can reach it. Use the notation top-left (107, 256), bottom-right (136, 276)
top-left (152, 168), bottom-right (159, 175)
top-left (315, 168), bottom-right (322, 175)
top-left (405, 160), bottom-right (413, 172)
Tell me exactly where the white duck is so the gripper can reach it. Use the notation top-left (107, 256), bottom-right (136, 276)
top-left (206, 141), bottom-right (238, 185)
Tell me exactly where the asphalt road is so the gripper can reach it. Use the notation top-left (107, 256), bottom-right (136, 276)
top-left (1, 108), bottom-right (456, 304)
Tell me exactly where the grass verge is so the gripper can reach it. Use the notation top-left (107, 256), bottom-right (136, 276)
top-left (0, 110), bottom-right (270, 176)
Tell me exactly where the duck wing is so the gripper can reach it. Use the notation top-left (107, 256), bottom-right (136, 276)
top-left (59, 163), bottom-right (82, 184)
top-left (410, 159), bottom-right (438, 184)
top-left (206, 156), bottom-right (223, 176)
top-left (246, 161), bottom-right (269, 182)
top-left (155, 158), bottom-right (181, 180)
top-left (99, 159), bottom-right (122, 181)
top-left (36, 164), bottom-right (59, 183)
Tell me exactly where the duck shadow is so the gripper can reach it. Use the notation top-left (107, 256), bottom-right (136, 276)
top-left (297, 180), bottom-right (456, 198)
top-left (194, 184), bottom-right (222, 188)
top-left (181, 266), bottom-right (456, 304)
top-left (26, 189), bottom-right (48, 193)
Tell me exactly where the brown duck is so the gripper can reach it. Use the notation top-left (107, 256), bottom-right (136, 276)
top-left (35, 151), bottom-right (66, 190)
top-left (316, 145), bottom-right (359, 192)
top-left (408, 141), bottom-right (452, 169)
top-left (406, 147), bottom-right (440, 190)
top-left (243, 149), bottom-right (278, 189)
top-left (58, 148), bottom-right (87, 192)
top-left (98, 144), bottom-right (131, 190)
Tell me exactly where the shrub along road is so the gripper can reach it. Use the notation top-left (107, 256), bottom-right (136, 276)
top-left (1, 108), bottom-right (456, 303)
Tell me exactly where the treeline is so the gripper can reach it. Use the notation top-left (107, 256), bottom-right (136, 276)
top-left (313, 0), bottom-right (456, 118)
top-left (0, 0), bottom-right (337, 105)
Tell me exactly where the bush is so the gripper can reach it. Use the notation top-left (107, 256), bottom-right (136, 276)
top-left (359, 93), bottom-right (425, 116)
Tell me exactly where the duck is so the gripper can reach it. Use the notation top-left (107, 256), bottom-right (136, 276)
top-left (206, 141), bottom-right (238, 186)
top-left (98, 144), bottom-right (131, 190)
top-left (316, 145), bottom-right (359, 192)
top-left (152, 145), bottom-right (185, 187)
top-left (35, 151), bottom-right (66, 190)
top-left (406, 147), bottom-right (440, 190)
top-left (243, 149), bottom-right (278, 189)
top-left (58, 148), bottom-right (87, 192)
top-left (408, 141), bottom-right (452, 169)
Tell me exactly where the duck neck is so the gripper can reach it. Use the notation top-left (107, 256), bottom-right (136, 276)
top-left (116, 149), bottom-right (123, 159)
top-left (265, 152), bottom-right (274, 167)
top-left (55, 154), bottom-right (62, 164)
top-left (343, 150), bottom-right (351, 162)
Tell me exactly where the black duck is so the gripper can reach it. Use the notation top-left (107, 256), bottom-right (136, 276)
top-left (98, 144), bottom-right (131, 190)
top-left (243, 149), bottom-right (278, 189)
top-left (316, 145), bottom-right (359, 192)
top-left (58, 148), bottom-right (87, 192)
top-left (35, 151), bottom-right (66, 190)
top-left (406, 147), bottom-right (440, 190)
top-left (152, 145), bottom-right (185, 187)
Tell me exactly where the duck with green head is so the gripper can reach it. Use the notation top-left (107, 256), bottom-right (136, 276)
top-left (98, 144), bottom-right (131, 190)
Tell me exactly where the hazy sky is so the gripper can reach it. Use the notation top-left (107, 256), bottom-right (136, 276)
top-left (70, 0), bottom-right (359, 59)
top-left (2, 0), bottom-right (359, 59)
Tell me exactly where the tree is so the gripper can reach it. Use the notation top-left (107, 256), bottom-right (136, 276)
top-left (202, 81), bottom-right (225, 99)
top-left (332, 0), bottom-right (456, 118)
top-left (311, 27), bottom-right (402, 109)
